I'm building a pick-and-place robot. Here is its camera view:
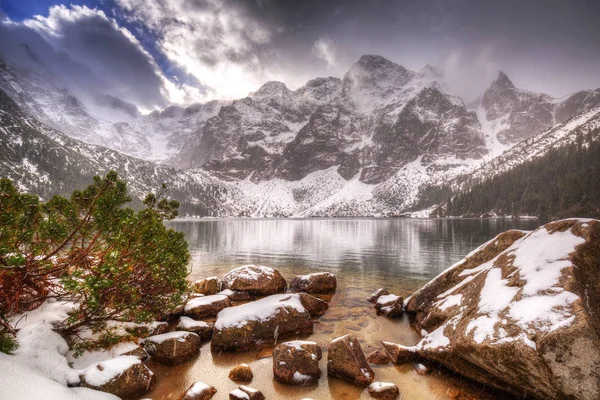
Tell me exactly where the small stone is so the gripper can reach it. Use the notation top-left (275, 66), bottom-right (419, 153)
top-left (367, 288), bottom-right (390, 303)
top-left (229, 386), bottom-right (264, 400)
top-left (228, 364), bottom-right (253, 382)
top-left (415, 362), bottom-right (430, 375)
top-left (375, 294), bottom-right (403, 318)
top-left (368, 381), bottom-right (400, 400)
top-left (181, 381), bottom-right (217, 400)
top-left (192, 277), bottom-right (219, 295)
top-left (366, 350), bottom-right (391, 365)
top-left (380, 341), bottom-right (416, 365)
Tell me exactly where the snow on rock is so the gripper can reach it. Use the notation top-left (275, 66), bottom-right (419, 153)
top-left (181, 380), bottom-right (217, 400)
top-left (80, 356), bottom-right (141, 387)
top-left (79, 355), bottom-right (155, 398)
top-left (220, 265), bottom-right (287, 296)
top-left (290, 272), bottom-right (337, 293)
top-left (404, 219), bottom-right (600, 400)
top-left (184, 294), bottom-right (232, 319)
top-left (143, 331), bottom-right (201, 365)
top-left (0, 353), bottom-right (118, 400)
top-left (273, 340), bottom-right (322, 384)
top-left (9, 299), bottom-right (77, 329)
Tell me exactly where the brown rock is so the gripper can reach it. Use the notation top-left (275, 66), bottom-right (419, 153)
top-left (374, 294), bottom-right (403, 318)
top-left (273, 340), bottom-right (322, 384)
top-left (229, 386), bottom-right (264, 400)
top-left (79, 356), bottom-right (155, 399)
top-left (298, 293), bottom-right (329, 317)
top-left (367, 288), bottom-right (390, 304)
top-left (290, 272), bottom-right (337, 293)
top-left (123, 321), bottom-right (168, 338)
top-left (184, 294), bottom-right (231, 319)
top-left (367, 382), bottom-right (400, 400)
top-left (220, 265), bottom-right (287, 296)
top-left (327, 335), bottom-right (374, 386)
top-left (218, 289), bottom-right (252, 302)
top-left (192, 277), bottom-right (219, 296)
top-left (143, 331), bottom-right (201, 365)
top-left (228, 364), bottom-right (253, 382)
top-left (366, 350), bottom-right (391, 365)
top-left (212, 294), bottom-right (314, 352)
top-left (446, 387), bottom-right (462, 398)
top-left (380, 341), bottom-right (416, 364)
top-left (122, 346), bottom-right (148, 361)
top-left (181, 381), bottom-right (217, 400)
top-left (176, 316), bottom-right (214, 341)
top-left (403, 220), bottom-right (600, 400)
top-left (256, 347), bottom-right (274, 359)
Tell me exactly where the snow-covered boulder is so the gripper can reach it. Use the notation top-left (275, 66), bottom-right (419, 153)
top-left (367, 382), bottom-right (400, 399)
top-left (181, 380), bottom-right (217, 400)
top-left (143, 331), bottom-right (201, 365)
top-left (211, 294), bottom-right (314, 352)
top-left (327, 335), bottom-right (374, 387)
top-left (220, 265), bottom-right (287, 296)
top-left (273, 340), bottom-right (322, 384)
top-left (192, 277), bottom-right (219, 296)
top-left (404, 219), bottom-right (600, 400)
top-left (176, 316), bottom-right (214, 341)
top-left (79, 356), bottom-right (155, 399)
top-left (184, 294), bottom-right (232, 319)
top-left (374, 294), bottom-right (403, 318)
top-left (290, 272), bottom-right (337, 293)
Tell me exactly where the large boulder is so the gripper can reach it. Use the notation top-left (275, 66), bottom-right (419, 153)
top-left (290, 272), bottom-right (337, 293)
top-left (181, 381), bottom-right (217, 400)
top-left (327, 335), bottom-right (374, 386)
top-left (273, 340), bottom-right (322, 384)
top-left (176, 316), bottom-right (214, 341)
top-left (143, 331), bottom-right (201, 365)
top-left (79, 355), bottom-right (155, 398)
top-left (403, 219), bottom-right (600, 400)
top-left (212, 294), bottom-right (314, 352)
top-left (192, 277), bottom-right (219, 295)
top-left (220, 265), bottom-right (287, 296)
top-left (184, 294), bottom-right (231, 319)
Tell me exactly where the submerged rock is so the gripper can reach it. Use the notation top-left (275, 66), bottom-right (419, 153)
top-left (327, 335), bottom-right (374, 386)
top-left (220, 265), bottom-right (287, 296)
top-left (374, 294), bottom-right (403, 318)
top-left (79, 355), bottom-right (155, 399)
top-left (273, 340), bottom-right (322, 384)
top-left (143, 331), bottom-right (201, 365)
top-left (192, 277), bottom-right (219, 296)
top-left (290, 272), bottom-right (337, 293)
top-left (228, 364), bottom-right (253, 382)
top-left (367, 288), bottom-right (390, 304)
top-left (184, 294), bottom-right (231, 319)
top-left (229, 386), bottom-right (264, 400)
top-left (211, 294), bottom-right (315, 352)
top-left (176, 316), bottom-right (214, 341)
top-left (368, 381), bottom-right (400, 400)
top-left (403, 219), bottom-right (600, 400)
top-left (181, 380), bottom-right (217, 400)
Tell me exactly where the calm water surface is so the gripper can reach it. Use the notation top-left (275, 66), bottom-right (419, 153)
top-left (145, 218), bottom-right (539, 400)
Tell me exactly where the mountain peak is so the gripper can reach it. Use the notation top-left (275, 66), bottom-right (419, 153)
top-left (355, 54), bottom-right (404, 72)
top-left (493, 71), bottom-right (515, 89)
top-left (250, 81), bottom-right (291, 99)
top-left (418, 64), bottom-right (441, 80)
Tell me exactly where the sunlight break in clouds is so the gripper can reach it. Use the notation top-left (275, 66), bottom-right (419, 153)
top-left (116, 0), bottom-right (280, 102)
top-left (311, 37), bottom-right (339, 70)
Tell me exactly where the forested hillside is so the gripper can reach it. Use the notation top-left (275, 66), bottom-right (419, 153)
top-left (434, 127), bottom-right (600, 219)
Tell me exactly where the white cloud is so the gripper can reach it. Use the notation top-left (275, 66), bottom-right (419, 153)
top-left (311, 37), bottom-right (338, 70)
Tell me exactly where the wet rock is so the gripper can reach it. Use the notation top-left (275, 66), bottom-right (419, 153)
top-left (228, 364), bottom-right (253, 382)
top-left (212, 294), bottom-right (314, 352)
top-left (79, 355), bottom-right (155, 399)
top-left (192, 277), bottom-right (219, 296)
top-left (290, 272), bottom-right (337, 293)
top-left (256, 347), bottom-right (274, 359)
top-left (327, 335), bottom-right (374, 386)
top-left (380, 341), bottom-right (416, 364)
top-left (184, 294), bottom-right (232, 319)
top-left (367, 289), bottom-right (390, 304)
top-left (218, 289), bottom-right (252, 302)
top-left (298, 293), bottom-right (329, 317)
top-left (366, 350), bottom-right (391, 365)
top-left (143, 331), bottom-right (201, 365)
top-left (176, 316), bottom-right (214, 341)
top-left (403, 220), bottom-right (600, 400)
top-left (375, 294), bottom-right (403, 318)
top-left (273, 340), bottom-right (322, 384)
top-left (368, 382), bottom-right (400, 400)
top-left (446, 387), bottom-right (462, 398)
top-left (181, 381), bottom-right (217, 400)
top-left (229, 386), bottom-right (264, 400)
top-left (122, 346), bottom-right (148, 361)
top-left (220, 265), bottom-right (287, 296)
top-left (414, 362), bottom-right (430, 375)
top-left (122, 321), bottom-right (168, 338)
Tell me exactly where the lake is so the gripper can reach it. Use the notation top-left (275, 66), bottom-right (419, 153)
top-left (145, 218), bottom-right (540, 400)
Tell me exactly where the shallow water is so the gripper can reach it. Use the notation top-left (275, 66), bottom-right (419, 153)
top-left (144, 218), bottom-right (539, 400)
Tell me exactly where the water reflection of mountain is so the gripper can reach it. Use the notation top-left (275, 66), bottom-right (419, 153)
top-left (167, 218), bottom-right (539, 281)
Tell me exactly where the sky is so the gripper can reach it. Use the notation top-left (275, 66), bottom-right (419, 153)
top-left (1, 0), bottom-right (599, 113)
